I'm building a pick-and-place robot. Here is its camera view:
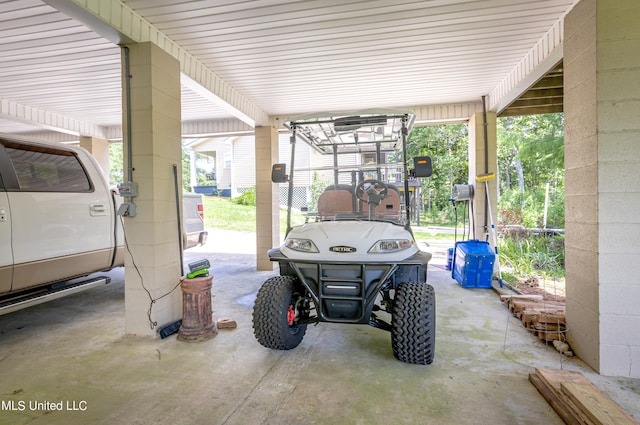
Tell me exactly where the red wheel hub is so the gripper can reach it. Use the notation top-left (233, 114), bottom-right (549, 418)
top-left (287, 305), bottom-right (296, 326)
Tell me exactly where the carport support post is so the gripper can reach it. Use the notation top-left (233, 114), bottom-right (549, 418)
top-left (255, 125), bottom-right (280, 271)
top-left (564, 0), bottom-right (640, 378)
top-left (80, 136), bottom-right (110, 182)
top-left (468, 111), bottom-right (497, 244)
top-left (121, 42), bottom-right (183, 336)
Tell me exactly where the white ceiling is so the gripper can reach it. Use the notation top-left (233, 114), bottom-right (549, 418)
top-left (0, 0), bottom-right (578, 141)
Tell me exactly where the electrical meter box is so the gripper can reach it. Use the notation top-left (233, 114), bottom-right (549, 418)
top-left (452, 240), bottom-right (495, 288)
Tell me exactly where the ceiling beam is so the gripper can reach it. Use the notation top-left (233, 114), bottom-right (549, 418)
top-left (0, 97), bottom-right (107, 139)
top-left (44, 0), bottom-right (270, 127)
top-left (531, 75), bottom-right (563, 90)
top-left (518, 87), bottom-right (563, 100)
top-left (487, 13), bottom-right (565, 114)
top-left (509, 97), bottom-right (563, 108)
top-left (181, 119), bottom-right (254, 137)
top-left (499, 105), bottom-right (563, 117)
top-left (269, 102), bottom-right (484, 129)
top-left (103, 119), bottom-right (255, 140)
top-left (409, 103), bottom-right (485, 126)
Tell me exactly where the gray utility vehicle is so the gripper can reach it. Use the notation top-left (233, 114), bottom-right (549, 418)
top-left (252, 111), bottom-right (435, 364)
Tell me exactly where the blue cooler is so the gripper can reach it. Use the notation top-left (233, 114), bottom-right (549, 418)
top-left (452, 240), bottom-right (495, 288)
top-left (446, 248), bottom-right (454, 270)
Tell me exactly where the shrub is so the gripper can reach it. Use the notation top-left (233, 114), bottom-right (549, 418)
top-left (498, 232), bottom-right (565, 278)
top-left (234, 186), bottom-right (256, 206)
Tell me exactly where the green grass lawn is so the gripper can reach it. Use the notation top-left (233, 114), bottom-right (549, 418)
top-left (413, 231), bottom-right (455, 241)
top-left (202, 196), bottom-right (304, 234)
top-left (202, 196), bottom-right (257, 232)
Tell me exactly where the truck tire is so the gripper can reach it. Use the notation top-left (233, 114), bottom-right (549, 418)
top-left (253, 276), bottom-right (307, 350)
top-left (391, 281), bottom-right (436, 365)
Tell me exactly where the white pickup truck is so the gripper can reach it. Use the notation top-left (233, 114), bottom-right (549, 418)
top-left (0, 135), bottom-right (207, 314)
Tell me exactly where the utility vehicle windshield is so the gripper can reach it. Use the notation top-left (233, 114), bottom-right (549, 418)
top-left (275, 111), bottom-right (431, 231)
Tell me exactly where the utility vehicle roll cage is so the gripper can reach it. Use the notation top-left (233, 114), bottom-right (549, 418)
top-left (272, 111), bottom-right (432, 233)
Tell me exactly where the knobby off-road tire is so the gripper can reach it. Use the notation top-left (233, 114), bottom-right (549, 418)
top-left (252, 276), bottom-right (307, 350)
top-left (391, 281), bottom-right (436, 365)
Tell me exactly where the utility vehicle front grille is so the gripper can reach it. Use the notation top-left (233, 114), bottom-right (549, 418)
top-left (290, 262), bottom-right (395, 323)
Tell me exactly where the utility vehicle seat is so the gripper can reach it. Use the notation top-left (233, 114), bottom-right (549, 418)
top-left (317, 185), bottom-right (354, 218)
top-left (362, 184), bottom-right (401, 219)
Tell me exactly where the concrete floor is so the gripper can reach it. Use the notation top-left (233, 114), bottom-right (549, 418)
top-left (1, 230), bottom-right (639, 425)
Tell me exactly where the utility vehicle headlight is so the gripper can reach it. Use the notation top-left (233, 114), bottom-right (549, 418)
top-left (368, 239), bottom-right (412, 253)
top-left (285, 238), bottom-right (319, 253)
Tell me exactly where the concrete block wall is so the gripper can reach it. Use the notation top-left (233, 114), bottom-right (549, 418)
top-left (123, 42), bottom-right (183, 336)
top-left (564, 0), bottom-right (600, 372)
top-left (565, 0), bottom-right (640, 377)
top-left (255, 126), bottom-right (279, 271)
top-left (595, 0), bottom-right (640, 378)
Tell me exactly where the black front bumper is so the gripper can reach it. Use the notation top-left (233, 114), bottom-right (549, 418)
top-left (268, 248), bottom-right (431, 324)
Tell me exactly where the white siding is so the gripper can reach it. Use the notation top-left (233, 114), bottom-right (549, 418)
top-left (231, 136), bottom-right (255, 195)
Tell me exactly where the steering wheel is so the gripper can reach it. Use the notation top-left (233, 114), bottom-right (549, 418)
top-left (355, 179), bottom-right (389, 207)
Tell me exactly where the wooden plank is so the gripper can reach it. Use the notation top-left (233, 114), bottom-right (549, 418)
top-left (511, 300), bottom-right (565, 313)
top-left (536, 368), bottom-right (591, 387)
top-left (521, 313), bottom-right (537, 328)
top-left (529, 373), bottom-right (582, 425)
top-left (561, 382), bottom-right (639, 425)
top-left (534, 323), bottom-right (565, 332)
top-left (535, 368), bottom-right (595, 425)
top-left (526, 302), bottom-right (567, 309)
top-left (501, 295), bottom-right (568, 340)
top-left (500, 294), bottom-right (544, 302)
top-left (537, 331), bottom-right (565, 342)
top-left (522, 310), bottom-right (566, 327)
top-left (538, 312), bottom-right (567, 323)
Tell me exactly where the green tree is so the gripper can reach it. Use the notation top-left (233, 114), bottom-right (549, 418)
top-left (497, 113), bottom-right (564, 228)
top-left (109, 142), bottom-right (123, 186)
top-left (109, 142), bottom-right (194, 192)
top-left (407, 124), bottom-right (469, 222)
top-left (182, 149), bottom-right (191, 191)
top-left (309, 171), bottom-right (330, 212)
top-left (194, 152), bottom-right (216, 187)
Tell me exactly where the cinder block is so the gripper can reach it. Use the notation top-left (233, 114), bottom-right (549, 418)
top-left (564, 103), bottom-right (597, 143)
top-left (601, 314), bottom-right (640, 346)
top-left (565, 193), bottom-right (597, 224)
top-left (598, 131), bottom-right (640, 162)
top-left (599, 257), bottom-right (640, 288)
top-left (565, 134), bottom-right (597, 169)
top-left (565, 166), bottom-right (598, 195)
top-left (599, 345), bottom-right (640, 377)
top-left (598, 39), bottom-right (640, 72)
top-left (565, 224), bottom-right (598, 260)
top-left (565, 74), bottom-right (597, 113)
top-left (564, 0), bottom-right (596, 45)
top-left (598, 100), bottom-right (640, 133)
top-left (600, 223), bottom-right (640, 254)
top-left (599, 193), bottom-right (640, 224)
top-left (566, 298), bottom-right (599, 343)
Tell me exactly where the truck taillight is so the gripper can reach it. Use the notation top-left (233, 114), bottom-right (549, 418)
top-left (197, 203), bottom-right (204, 220)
